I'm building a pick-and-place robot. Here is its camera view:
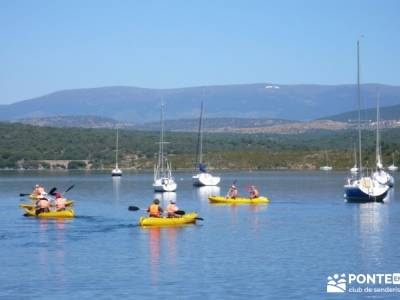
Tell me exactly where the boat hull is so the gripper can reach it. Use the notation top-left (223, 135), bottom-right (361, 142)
top-left (320, 166), bottom-right (333, 171)
top-left (111, 168), bottom-right (122, 176)
top-left (344, 178), bottom-right (389, 203)
top-left (192, 173), bottom-right (220, 186)
top-left (23, 209), bottom-right (75, 218)
top-left (139, 213), bottom-right (198, 226)
top-left (153, 178), bottom-right (177, 192)
top-left (208, 196), bottom-right (269, 204)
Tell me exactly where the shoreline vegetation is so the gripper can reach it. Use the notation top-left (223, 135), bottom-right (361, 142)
top-left (1, 122), bottom-right (399, 171)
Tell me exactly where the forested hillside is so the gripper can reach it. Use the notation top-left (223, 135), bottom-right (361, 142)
top-left (1, 122), bottom-right (399, 170)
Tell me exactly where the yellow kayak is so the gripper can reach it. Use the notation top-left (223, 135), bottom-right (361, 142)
top-left (19, 201), bottom-right (74, 210)
top-left (23, 208), bottom-right (75, 218)
top-left (139, 213), bottom-right (198, 227)
top-left (208, 196), bottom-right (269, 204)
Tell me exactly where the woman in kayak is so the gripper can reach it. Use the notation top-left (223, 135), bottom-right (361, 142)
top-left (54, 192), bottom-right (67, 211)
top-left (147, 199), bottom-right (163, 218)
top-left (166, 200), bottom-right (180, 218)
top-left (35, 193), bottom-right (50, 215)
top-left (227, 184), bottom-right (238, 199)
top-left (32, 184), bottom-right (46, 196)
top-left (249, 185), bottom-right (260, 199)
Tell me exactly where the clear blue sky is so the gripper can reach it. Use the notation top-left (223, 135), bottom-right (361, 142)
top-left (0, 0), bottom-right (399, 103)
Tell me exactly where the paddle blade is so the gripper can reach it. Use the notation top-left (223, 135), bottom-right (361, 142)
top-left (65, 185), bottom-right (75, 193)
top-left (175, 210), bottom-right (186, 215)
top-left (19, 193), bottom-right (29, 197)
top-left (48, 187), bottom-right (57, 195)
top-left (195, 217), bottom-right (204, 221)
top-left (128, 206), bottom-right (140, 211)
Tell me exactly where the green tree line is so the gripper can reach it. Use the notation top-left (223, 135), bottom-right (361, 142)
top-left (0, 122), bottom-right (399, 170)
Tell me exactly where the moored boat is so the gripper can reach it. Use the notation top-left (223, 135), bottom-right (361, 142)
top-left (192, 101), bottom-right (220, 186)
top-left (139, 213), bottom-right (198, 226)
top-left (388, 153), bottom-right (398, 172)
top-left (23, 208), bottom-right (75, 218)
top-left (371, 92), bottom-right (394, 188)
top-left (153, 102), bottom-right (177, 192)
top-left (344, 177), bottom-right (388, 203)
top-left (208, 196), bottom-right (269, 204)
top-left (111, 128), bottom-right (123, 177)
top-left (344, 40), bottom-right (389, 203)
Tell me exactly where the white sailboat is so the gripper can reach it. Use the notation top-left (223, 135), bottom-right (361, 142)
top-left (350, 145), bottom-right (359, 174)
top-left (153, 102), bottom-right (177, 192)
top-left (320, 151), bottom-right (332, 171)
top-left (192, 101), bottom-right (221, 186)
top-left (111, 128), bottom-right (123, 177)
top-left (388, 153), bottom-right (398, 172)
top-left (344, 40), bottom-right (389, 202)
top-left (371, 92), bottom-right (394, 187)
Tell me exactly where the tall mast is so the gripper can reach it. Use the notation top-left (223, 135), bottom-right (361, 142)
top-left (195, 101), bottom-right (204, 167)
top-left (376, 90), bottom-right (382, 168)
top-left (115, 128), bottom-right (119, 168)
top-left (353, 144), bottom-right (357, 167)
top-left (160, 101), bottom-right (165, 175)
top-left (357, 40), bottom-right (363, 176)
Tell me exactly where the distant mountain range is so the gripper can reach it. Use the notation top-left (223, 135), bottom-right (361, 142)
top-left (2, 83), bottom-right (400, 122)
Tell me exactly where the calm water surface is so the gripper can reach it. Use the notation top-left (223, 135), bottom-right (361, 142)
top-left (0, 171), bottom-right (399, 299)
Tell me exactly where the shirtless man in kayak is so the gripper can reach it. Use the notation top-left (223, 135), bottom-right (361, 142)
top-left (53, 192), bottom-right (67, 211)
top-left (35, 193), bottom-right (50, 215)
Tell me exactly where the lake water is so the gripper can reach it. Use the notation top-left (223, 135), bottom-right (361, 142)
top-left (0, 171), bottom-right (399, 299)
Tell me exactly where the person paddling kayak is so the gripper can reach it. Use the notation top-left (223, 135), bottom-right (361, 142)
top-left (147, 199), bottom-right (163, 218)
top-left (226, 184), bottom-right (238, 199)
top-left (53, 192), bottom-right (67, 211)
top-left (249, 185), bottom-right (260, 199)
top-left (166, 200), bottom-right (180, 218)
top-left (32, 184), bottom-right (46, 196)
top-left (35, 193), bottom-right (50, 215)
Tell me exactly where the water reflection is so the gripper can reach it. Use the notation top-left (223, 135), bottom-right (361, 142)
top-left (112, 177), bottom-right (121, 202)
top-left (356, 202), bottom-right (388, 267)
top-left (145, 227), bottom-right (180, 286)
top-left (148, 227), bottom-right (161, 286)
top-left (38, 219), bottom-right (67, 290)
top-left (55, 219), bottom-right (66, 289)
top-left (196, 186), bottom-right (220, 201)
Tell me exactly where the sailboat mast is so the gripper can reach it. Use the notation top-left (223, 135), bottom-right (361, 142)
top-left (160, 101), bottom-right (165, 175)
top-left (357, 40), bottom-right (363, 176)
top-left (195, 101), bottom-right (204, 166)
top-left (376, 90), bottom-right (382, 168)
top-left (115, 128), bottom-right (119, 168)
top-left (353, 144), bottom-right (357, 167)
